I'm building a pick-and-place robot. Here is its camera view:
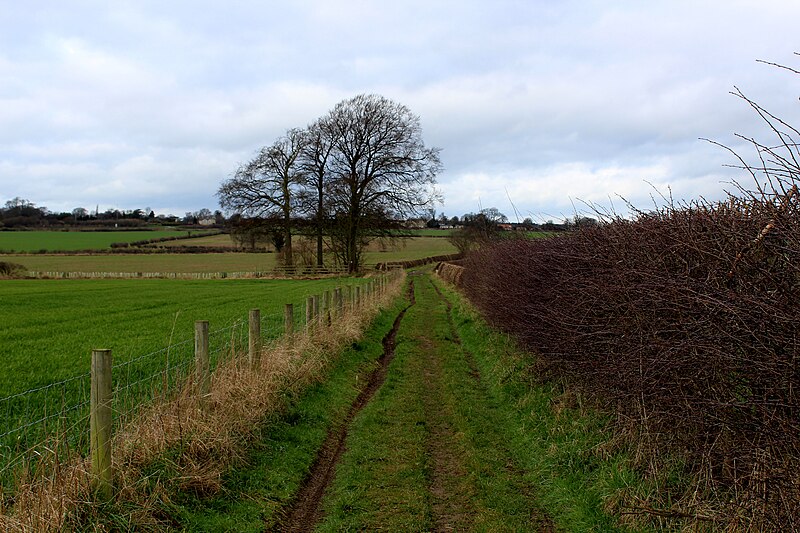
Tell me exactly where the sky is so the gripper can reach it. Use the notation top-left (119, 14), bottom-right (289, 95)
top-left (1, 1), bottom-right (799, 222)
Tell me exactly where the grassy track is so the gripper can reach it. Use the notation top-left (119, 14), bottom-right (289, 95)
top-left (174, 293), bottom-right (409, 531)
top-left (169, 271), bottom-right (645, 531)
top-left (0, 230), bottom-right (198, 252)
top-left (319, 274), bottom-right (554, 531)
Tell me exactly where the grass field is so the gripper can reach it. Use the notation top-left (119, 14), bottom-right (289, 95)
top-left (0, 230), bottom-right (200, 252)
top-left (157, 230), bottom-right (457, 247)
top-left (3, 253), bottom-right (281, 273)
top-left (157, 233), bottom-right (237, 248)
top-left (0, 237), bottom-right (457, 273)
top-left (0, 278), bottom-right (368, 397)
top-left (0, 276), bottom-right (373, 484)
top-left (403, 228), bottom-right (455, 237)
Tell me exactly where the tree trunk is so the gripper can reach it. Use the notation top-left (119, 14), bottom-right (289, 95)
top-left (316, 193), bottom-right (324, 267)
top-left (347, 216), bottom-right (359, 273)
top-left (283, 212), bottom-right (293, 267)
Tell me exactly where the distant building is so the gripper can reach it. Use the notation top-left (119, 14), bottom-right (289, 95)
top-left (404, 218), bottom-right (427, 229)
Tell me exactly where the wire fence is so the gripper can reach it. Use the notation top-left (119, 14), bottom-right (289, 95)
top-left (0, 274), bottom-right (395, 495)
top-left (26, 267), bottom-right (349, 280)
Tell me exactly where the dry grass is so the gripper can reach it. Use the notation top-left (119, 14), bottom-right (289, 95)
top-left (0, 271), bottom-right (406, 531)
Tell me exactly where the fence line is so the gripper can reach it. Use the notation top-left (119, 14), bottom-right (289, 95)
top-left (27, 267), bottom-right (349, 280)
top-left (0, 271), bottom-right (402, 498)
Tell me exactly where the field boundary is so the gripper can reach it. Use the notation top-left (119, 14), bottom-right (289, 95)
top-left (0, 273), bottom-right (399, 519)
top-left (374, 252), bottom-right (462, 270)
top-left (26, 268), bottom-right (349, 279)
top-left (433, 260), bottom-right (465, 287)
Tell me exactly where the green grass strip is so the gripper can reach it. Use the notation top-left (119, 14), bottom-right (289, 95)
top-left (320, 274), bottom-right (553, 531)
top-left (321, 272), bottom-right (642, 531)
top-left (436, 277), bottom-right (645, 531)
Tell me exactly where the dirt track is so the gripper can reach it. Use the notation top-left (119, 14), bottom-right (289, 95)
top-left (279, 280), bottom-right (416, 531)
top-left (277, 273), bottom-right (553, 531)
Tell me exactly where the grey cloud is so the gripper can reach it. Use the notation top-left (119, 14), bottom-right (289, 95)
top-left (1, 1), bottom-right (799, 217)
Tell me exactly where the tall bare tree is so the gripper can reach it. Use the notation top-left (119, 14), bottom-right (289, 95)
top-left (217, 128), bottom-right (306, 266)
top-left (298, 120), bottom-right (334, 267)
top-left (320, 94), bottom-right (442, 272)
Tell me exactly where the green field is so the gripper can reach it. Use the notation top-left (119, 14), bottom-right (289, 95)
top-left (403, 228), bottom-right (455, 237)
top-left (3, 253), bottom-right (280, 273)
top-left (0, 236), bottom-right (457, 273)
top-left (158, 233), bottom-right (238, 248)
top-left (0, 278), bottom-right (368, 396)
top-left (0, 276), bottom-right (374, 485)
top-left (0, 230), bottom-right (200, 252)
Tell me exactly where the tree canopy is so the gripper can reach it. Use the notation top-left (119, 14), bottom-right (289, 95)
top-left (218, 94), bottom-right (442, 272)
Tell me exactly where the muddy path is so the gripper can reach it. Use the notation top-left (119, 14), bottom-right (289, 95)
top-left (277, 280), bottom-right (416, 532)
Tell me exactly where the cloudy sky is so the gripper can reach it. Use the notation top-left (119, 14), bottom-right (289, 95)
top-left (1, 1), bottom-right (799, 222)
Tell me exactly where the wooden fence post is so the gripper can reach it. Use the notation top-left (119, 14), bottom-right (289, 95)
top-left (284, 303), bottom-right (294, 336)
top-left (312, 295), bottom-right (320, 326)
top-left (195, 321), bottom-right (210, 406)
top-left (306, 297), bottom-right (313, 330)
top-left (91, 348), bottom-right (113, 500)
top-left (249, 309), bottom-right (261, 369)
top-left (323, 291), bottom-right (331, 326)
top-left (355, 286), bottom-right (361, 309)
top-left (335, 288), bottom-right (343, 316)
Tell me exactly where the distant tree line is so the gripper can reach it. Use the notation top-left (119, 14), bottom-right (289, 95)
top-left (426, 208), bottom-right (595, 232)
top-left (0, 197), bottom-right (225, 229)
top-left (218, 93), bottom-right (442, 273)
top-left (430, 206), bottom-right (595, 254)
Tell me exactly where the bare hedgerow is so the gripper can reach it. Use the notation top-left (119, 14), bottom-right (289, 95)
top-left (462, 57), bottom-right (800, 531)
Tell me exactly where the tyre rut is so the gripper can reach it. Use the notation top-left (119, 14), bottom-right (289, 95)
top-left (275, 280), bottom-right (416, 532)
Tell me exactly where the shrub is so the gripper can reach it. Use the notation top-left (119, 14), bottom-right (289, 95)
top-left (0, 261), bottom-right (27, 278)
top-left (462, 182), bottom-right (800, 529)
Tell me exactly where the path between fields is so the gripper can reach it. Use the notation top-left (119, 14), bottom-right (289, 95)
top-left (279, 280), bottom-right (417, 532)
top-left (278, 273), bottom-right (553, 531)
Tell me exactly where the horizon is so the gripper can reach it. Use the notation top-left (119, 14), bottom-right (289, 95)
top-left (2, 2), bottom-right (799, 221)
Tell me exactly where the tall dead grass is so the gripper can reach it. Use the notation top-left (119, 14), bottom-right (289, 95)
top-left (0, 272), bottom-right (405, 531)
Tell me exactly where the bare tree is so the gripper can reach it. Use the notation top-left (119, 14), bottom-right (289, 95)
top-left (320, 94), bottom-right (442, 272)
top-left (217, 128), bottom-right (306, 266)
top-left (298, 120), bottom-right (334, 267)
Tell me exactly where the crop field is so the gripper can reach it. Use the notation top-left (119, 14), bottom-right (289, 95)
top-left (0, 237), bottom-right (457, 274)
top-left (0, 278), bottom-right (368, 397)
top-left (0, 230), bottom-right (201, 252)
top-left (0, 276), bottom-right (370, 480)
